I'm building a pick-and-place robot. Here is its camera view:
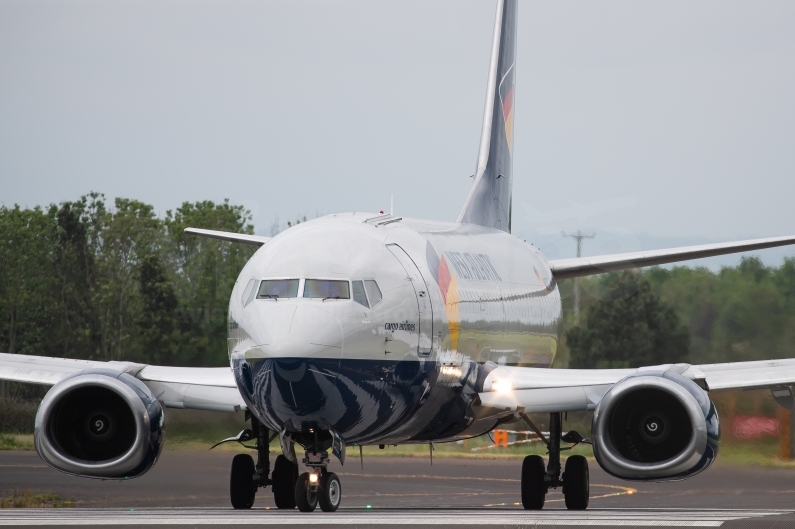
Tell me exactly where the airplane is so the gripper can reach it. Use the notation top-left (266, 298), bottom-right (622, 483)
top-left (4, 0), bottom-right (795, 514)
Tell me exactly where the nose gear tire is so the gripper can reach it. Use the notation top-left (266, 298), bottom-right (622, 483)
top-left (295, 472), bottom-right (319, 512)
top-left (272, 455), bottom-right (298, 509)
top-left (563, 455), bottom-right (589, 510)
top-left (318, 472), bottom-right (342, 512)
top-left (521, 455), bottom-right (546, 510)
top-left (230, 454), bottom-right (256, 509)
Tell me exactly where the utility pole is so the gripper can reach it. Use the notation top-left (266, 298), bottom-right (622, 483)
top-left (562, 231), bottom-right (595, 325)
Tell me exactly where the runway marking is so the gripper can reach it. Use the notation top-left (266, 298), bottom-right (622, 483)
top-left (339, 472), bottom-right (522, 482)
top-left (0, 508), bottom-right (790, 526)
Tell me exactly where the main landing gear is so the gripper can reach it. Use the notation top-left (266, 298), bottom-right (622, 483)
top-left (227, 418), bottom-right (342, 512)
top-left (229, 416), bottom-right (280, 509)
top-left (520, 412), bottom-right (590, 510)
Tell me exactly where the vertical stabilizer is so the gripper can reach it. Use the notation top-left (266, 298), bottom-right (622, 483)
top-left (457, 0), bottom-right (517, 233)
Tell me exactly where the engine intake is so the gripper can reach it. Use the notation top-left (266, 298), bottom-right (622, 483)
top-left (592, 371), bottom-right (719, 481)
top-left (35, 369), bottom-right (164, 479)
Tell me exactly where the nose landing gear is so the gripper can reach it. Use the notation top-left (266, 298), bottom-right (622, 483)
top-left (227, 420), bottom-right (343, 513)
top-left (519, 412), bottom-right (590, 510)
top-left (295, 449), bottom-right (342, 512)
top-left (295, 472), bottom-right (319, 512)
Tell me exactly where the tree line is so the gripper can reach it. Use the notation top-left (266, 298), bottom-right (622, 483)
top-left (0, 193), bottom-right (255, 368)
top-left (2, 194), bottom-right (793, 372)
top-left (562, 257), bottom-right (795, 369)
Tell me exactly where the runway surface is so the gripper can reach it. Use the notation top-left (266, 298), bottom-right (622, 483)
top-left (0, 507), bottom-right (793, 527)
top-left (2, 450), bottom-right (795, 527)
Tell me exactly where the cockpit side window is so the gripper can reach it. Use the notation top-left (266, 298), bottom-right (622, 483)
top-left (352, 281), bottom-right (369, 308)
top-left (242, 279), bottom-right (258, 307)
top-left (364, 280), bottom-right (382, 307)
top-left (258, 279), bottom-right (299, 299)
top-left (304, 279), bottom-right (350, 300)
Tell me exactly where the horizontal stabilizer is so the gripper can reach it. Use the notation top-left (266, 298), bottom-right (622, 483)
top-left (549, 234), bottom-right (795, 280)
top-left (184, 228), bottom-right (270, 246)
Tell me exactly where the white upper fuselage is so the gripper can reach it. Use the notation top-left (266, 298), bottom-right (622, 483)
top-left (226, 212), bottom-right (562, 444)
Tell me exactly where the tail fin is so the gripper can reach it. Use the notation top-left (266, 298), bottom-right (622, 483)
top-left (457, 0), bottom-right (517, 233)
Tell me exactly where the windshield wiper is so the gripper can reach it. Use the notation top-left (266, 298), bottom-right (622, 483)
top-left (322, 296), bottom-right (343, 301)
top-left (260, 294), bottom-right (279, 300)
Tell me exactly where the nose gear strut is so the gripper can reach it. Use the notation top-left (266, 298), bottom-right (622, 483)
top-left (294, 429), bottom-right (342, 512)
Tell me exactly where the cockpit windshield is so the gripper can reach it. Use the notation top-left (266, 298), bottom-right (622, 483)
top-left (304, 279), bottom-right (350, 300)
top-left (364, 280), bottom-right (382, 307)
top-left (258, 279), bottom-right (299, 299)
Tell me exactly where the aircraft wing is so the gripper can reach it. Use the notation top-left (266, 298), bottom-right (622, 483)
top-left (477, 358), bottom-right (795, 413)
top-left (549, 234), bottom-right (795, 280)
top-left (184, 227), bottom-right (271, 247)
top-left (0, 353), bottom-right (245, 413)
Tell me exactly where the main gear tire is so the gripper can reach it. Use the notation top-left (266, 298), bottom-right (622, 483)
top-left (230, 454), bottom-right (256, 509)
top-left (521, 454), bottom-right (546, 510)
top-left (272, 454), bottom-right (298, 509)
top-left (563, 455), bottom-right (589, 510)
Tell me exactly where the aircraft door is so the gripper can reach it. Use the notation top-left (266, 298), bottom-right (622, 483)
top-left (386, 244), bottom-right (434, 356)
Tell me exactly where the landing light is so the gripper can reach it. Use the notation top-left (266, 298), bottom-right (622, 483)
top-left (440, 365), bottom-right (462, 378)
top-left (492, 379), bottom-right (513, 393)
top-left (309, 473), bottom-right (319, 484)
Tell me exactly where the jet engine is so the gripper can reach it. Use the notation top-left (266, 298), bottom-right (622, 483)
top-left (34, 369), bottom-right (164, 479)
top-left (591, 371), bottom-right (719, 481)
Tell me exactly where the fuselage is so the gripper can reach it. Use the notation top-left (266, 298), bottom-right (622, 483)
top-left (227, 213), bottom-right (561, 445)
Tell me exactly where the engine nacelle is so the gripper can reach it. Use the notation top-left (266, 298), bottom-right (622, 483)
top-left (34, 369), bottom-right (164, 479)
top-left (591, 371), bottom-right (719, 481)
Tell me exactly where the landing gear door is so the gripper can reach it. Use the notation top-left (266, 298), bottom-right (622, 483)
top-left (386, 244), bottom-right (434, 357)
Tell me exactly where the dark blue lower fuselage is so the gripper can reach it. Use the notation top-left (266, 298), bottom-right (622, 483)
top-left (233, 357), bottom-right (496, 445)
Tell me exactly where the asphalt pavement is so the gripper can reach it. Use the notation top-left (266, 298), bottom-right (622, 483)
top-left (2, 449), bottom-right (795, 527)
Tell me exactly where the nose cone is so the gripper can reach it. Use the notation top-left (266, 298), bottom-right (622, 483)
top-left (265, 305), bottom-right (343, 361)
top-left (243, 304), bottom-right (344, 414)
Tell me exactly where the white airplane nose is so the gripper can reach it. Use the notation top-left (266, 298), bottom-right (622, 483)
top-left (268, 305), bottom-right (343, 360)
top-left (248, 304), bottom-right (344, 411)
top-left (252, 304), bottom-right (343, 368)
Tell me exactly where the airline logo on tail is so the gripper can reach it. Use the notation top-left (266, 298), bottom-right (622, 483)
top-left (499, 63), bottom-right (515, 154)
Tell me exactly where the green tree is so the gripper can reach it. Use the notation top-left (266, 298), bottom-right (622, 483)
top-left (645, 266), bottom-right (720, 364)
top-left (164, 200), bottom-right (255, 366)
top-left (566, 271), bottom-right (690, 368)
top-left (0, 206), bottom-right (58, 356)
top-left (52, 195), bottom-right (102, 359)
top-left (92, 197), bottom-right (162, 361)
top-left (137, 253), bottom-right (181, 365)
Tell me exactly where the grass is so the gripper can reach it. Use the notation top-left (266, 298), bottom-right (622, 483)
top-left (0, 491), bottom-right (73, 508)
top-left (0, 434), bottom-right (34, 451)
top-left (9, 429), bottom-right (795, 469)
top-left (7, 407), bottom-right (795, 468)
top-left (715, 439), bottom-right (795, 468)
top-left (6, 429), bottom-right (795, 469)
top-left (348, 435), bottom-right (595, 460)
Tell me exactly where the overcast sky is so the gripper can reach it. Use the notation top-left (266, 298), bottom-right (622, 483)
top-left (2, 0), bottom-right (794, 266)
